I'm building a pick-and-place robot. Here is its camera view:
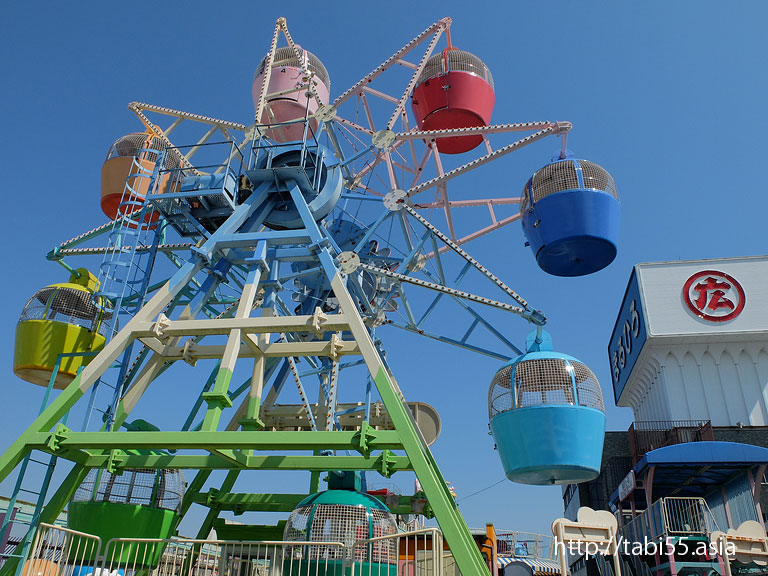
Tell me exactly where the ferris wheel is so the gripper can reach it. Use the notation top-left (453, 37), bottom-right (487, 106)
top-left (2, 16), bottom-right (620, 576)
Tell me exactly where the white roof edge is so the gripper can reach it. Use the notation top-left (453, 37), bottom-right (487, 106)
top-left (635, 254), bottom-right (768, 268)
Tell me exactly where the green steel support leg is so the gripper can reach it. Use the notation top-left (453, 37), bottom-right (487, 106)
top-left (0, 263), bottom-right (202, 483)
top-left (195, 470), bottom-right (240, 539)
top-left (180, 470), bottom-right (212, 518)
top-left (176, 470), bottom-right (238, 576)
top-left (310, 450), bottom-right (322, 494)
top-left (0, 190), bottom-right (272, 485)
top-left (326, 274), bottom-right (489, 573)
top-left (201, 245), bottom-right (267, 432)
top-left (0, 384), bottom-right (82, 483)
top-left (287, 186), bottom-right (489, 576)
top-left (341, 286), bottom-right (489, 576)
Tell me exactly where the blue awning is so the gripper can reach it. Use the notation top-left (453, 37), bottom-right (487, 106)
top-left (638, 441), bottom-right (768, 468)
top-left (611, 441), bottom-right (768, 506)
top-left (498, 556), bottom-right (561, 574)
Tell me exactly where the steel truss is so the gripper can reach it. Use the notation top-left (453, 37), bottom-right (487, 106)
top-left (0, 16), bottom-right (578, 576)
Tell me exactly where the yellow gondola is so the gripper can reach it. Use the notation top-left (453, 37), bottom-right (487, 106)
top-left (14, 269), bottom-right (111, 389)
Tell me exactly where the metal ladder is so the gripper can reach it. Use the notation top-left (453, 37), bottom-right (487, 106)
top-left (96, 149), bottom-right (166, 322)
top-left (86, 148), bottom-right (166, 431)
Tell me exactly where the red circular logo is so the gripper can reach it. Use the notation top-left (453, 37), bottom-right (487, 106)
top-left (683, 270), bottom-right (746, 322)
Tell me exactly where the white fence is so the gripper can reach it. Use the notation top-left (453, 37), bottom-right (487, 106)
top-left (21, 524), bottom-right (445, 576)
top-left (621, 497), bottom-right (718, 544)
top-left (24, 523), bottom-right (102, 576)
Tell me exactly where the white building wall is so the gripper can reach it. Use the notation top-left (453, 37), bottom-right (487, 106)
top-left (630, 342), bottom-right (768, 426)
top-left (681, 352), bottom-right (706, 420)
top-left (663, 352), bottom-right (689, 420)
top-left (760, 350), bottom-right (768, 419)
top-left (718, 350), bottom-right (748, 425)
top-left (700, 351), bottom-right (730, 425)
top-left (612, 256), bottom-right (768, 424)
top-left (633, 356), bottom-right (671, 422)
top-left (738, 350), bottom-right (767, 425)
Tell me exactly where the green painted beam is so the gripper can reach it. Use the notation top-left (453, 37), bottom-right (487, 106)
top-left (180, 469), bottom-right (212, 517)
top-left (76, 453), bottom-right (412, 472)
top-left (26, 430), bottom-right (404, 452)
top-left (209, 449), bottom-right (248, 468)
top-left (192, 491), bottom-right (433, 515)
top-left (193, 492), bottom-right (307, 513)
top-left (195, 471), bottom-right (239, 540)
top-left (212, 519), bottom-right (287, 542)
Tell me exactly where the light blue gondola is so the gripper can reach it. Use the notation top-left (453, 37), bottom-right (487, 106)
top-left (521, 157), bottom-right (619, 277)
top-left (488, 331), bottom-right (606, 485)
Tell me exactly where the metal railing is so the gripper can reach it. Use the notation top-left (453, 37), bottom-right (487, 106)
top-left (496, 531), bottom-right (556, 560)
top-left (621, 497), bottom-right (719, 544)
top-left (105, 538), bottom-right (349, 576)
top-left (144, 140), bottom-right (246, 234)
top-left (22, 522), bottom-right (102, 576)
top-left (22, 524), bottom-right (445, 576)
top-left (353, 528), bottom-right (443, 576)
top-left (660, 497), bottom-right (714, 536)
top-left (629, 420), bottom-right (713, 461)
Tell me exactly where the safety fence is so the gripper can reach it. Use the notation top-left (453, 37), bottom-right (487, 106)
top-left (621, 497), bottom-right (718, 544)
top-left (496, 531), bottom-right (556, 560)
top-left (628, 420), bottom-right (713, 462)
top-left (22, 524), bottom-right (445, 576)
top-left (23, 522), bottom-right (101, 576)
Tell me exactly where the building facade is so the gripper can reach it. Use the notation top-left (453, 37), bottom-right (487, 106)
top-left (564, 256), bottom-right (768, 576)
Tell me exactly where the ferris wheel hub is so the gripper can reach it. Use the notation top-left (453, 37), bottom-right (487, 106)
top-left (383, 189), bottom-right (408, 211)
top-left (314, 104), bottom-right (337, 122)
top-left (372, 129), bottom-right (396, 149)
top-left (337, 251), bottom-right (360, 275)
top-left (364, 310), bottom-right (388, 328)
top-left (405, 254), bottom-right (428, 272)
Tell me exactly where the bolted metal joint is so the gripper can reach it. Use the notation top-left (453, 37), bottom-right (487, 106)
top-left (106, 449), bottom-right (126, 474)
top-left (377, 450), bottom-right (397, 478)
top-left (328, 333), bottom-right (344, 360)
top-left (528, 309), bottom-right (547, 326)
top-left (383, 189), bottom-right (409, 211)
top-left (182, 340), bottom-right (198, 366)
top-left (152, 313), bottom-right (172, 342)
top-left (352, 420), bottom-right (377, 456)
top-left (337, 251), bottom-right (360, 275)
top-left (45, 424), bottom-right (70, 453)
top-left (311, 307), bottom-right (329, 336)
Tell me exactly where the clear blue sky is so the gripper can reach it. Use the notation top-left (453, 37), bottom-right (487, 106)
top-left (2, 1), bottom-right (767, 537)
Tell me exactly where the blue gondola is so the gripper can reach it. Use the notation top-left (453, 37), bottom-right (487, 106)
top-left (521, 157), bottom-right (619, 277)
top-left (488, 331), bottom-right (606, 485)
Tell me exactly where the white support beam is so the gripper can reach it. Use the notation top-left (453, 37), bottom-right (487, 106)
top-left (140, 340), bottom-right (361, 361)
top-left (132, 312), bottom-right (352, 339)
